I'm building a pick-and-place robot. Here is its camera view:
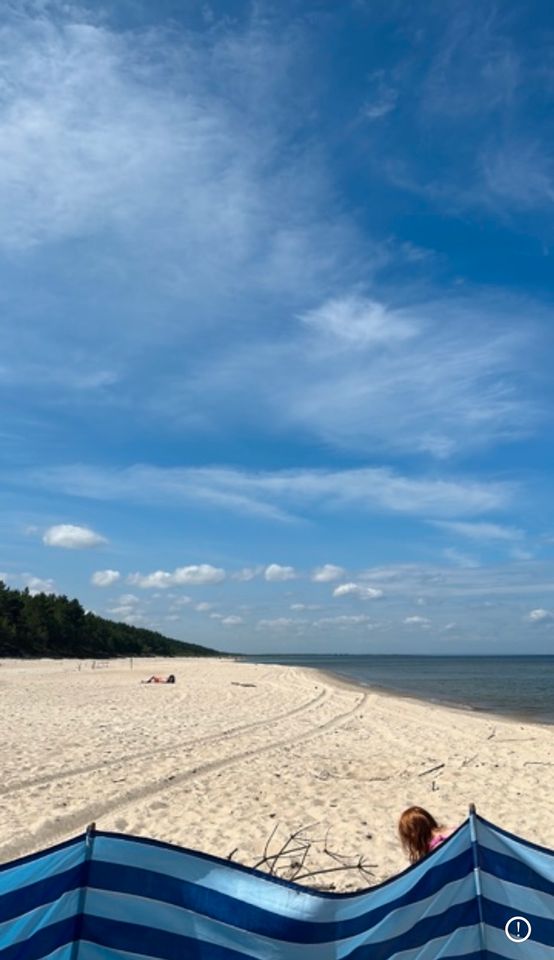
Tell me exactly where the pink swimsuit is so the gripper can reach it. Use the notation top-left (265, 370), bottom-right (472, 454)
top-left (428, 831), bottom-right (452, 851)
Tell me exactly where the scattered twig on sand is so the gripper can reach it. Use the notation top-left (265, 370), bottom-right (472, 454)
top-left (418, 763), bottom-right (445, 777)
top-left (231, 682), bottom-right (257, 687)
top-left (252, 823), bottom-right (376, 888)
top-left (486, 728), bottom-right (496, 740)
top-left (461, 755), bottom-right (478, 767)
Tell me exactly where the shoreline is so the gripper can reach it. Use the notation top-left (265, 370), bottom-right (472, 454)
top-left (304, 664), bottom-right (554, 729)
top-left (1, 657), bottom-right (552, 887)
top-left (241, 655), bottom-right (554, 728)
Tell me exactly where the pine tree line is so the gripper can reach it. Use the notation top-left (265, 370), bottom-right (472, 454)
top-left (0, 582), bottom-right (220, 658)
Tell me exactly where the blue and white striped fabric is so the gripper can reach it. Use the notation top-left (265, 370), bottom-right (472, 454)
top-left (1, 812), bottom-right (552, 960)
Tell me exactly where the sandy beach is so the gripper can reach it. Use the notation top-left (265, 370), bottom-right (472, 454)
top-left (1, 657), bottom-right (552, 889)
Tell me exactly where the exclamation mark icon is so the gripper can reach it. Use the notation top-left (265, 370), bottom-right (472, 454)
top-left (505, 916), bottom-right (531, 942)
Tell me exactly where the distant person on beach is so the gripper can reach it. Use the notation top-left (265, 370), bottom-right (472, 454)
top-left (398, 806), bottom-right (454, 862)
top-left (142, 674), bottom-right (176, 684)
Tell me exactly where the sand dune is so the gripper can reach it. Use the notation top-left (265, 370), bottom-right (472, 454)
top-left (1, 657), bottom-right (552, 889)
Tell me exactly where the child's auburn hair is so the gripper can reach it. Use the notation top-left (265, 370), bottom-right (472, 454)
top-left (398, 806), bottom-right (438, 863)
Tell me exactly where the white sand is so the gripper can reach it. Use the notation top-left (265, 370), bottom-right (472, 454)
top-left (1, 657), bottom-right (552, 889)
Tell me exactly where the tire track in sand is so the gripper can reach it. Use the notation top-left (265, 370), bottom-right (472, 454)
top-left (0, 687), bottom-right (328, 796)
top-left (2, 690), bottom-right (366, 861)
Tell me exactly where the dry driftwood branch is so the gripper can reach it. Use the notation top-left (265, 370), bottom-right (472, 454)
top-left (253, 823), bottom-right (377, 888)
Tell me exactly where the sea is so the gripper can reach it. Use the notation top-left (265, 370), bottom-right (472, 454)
top-left (243, 655), bottom-right (554, 725)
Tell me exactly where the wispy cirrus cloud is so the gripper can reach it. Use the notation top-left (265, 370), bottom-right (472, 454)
top-left (435, 521), bottom-right (524, 541)
top-left (164, 290), bottom-right (543, 460)
top-left (26, 462), bottom-right (513, 521)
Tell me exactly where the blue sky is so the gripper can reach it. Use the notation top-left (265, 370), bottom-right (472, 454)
top-left (2, 0), bottom-right (554, 653)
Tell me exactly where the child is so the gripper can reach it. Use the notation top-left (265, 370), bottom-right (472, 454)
top-left (398, 806), bottom-right (454, 862)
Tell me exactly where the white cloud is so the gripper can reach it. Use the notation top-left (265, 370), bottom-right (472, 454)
top-left (290, 603), bottom-right (320, 611)
top-left (333, 582), bottom-right (384, 600)
top-left (264, 564), bottom-right (297, 582)
top-left (43, 524), bottom-right (107, 549)
top-left (119, 594), bottom-right (140, 605)
top-left (129, 564), bottom-right (225, 588)
top-left (435, 521), bottom-right (523, 541)
top-left (174, 288), bottom-right (539, 462)
top-left (91, 569), bottom-right (120, 587)
top-left (195, 602), bottom-right (215, 612)
top-left (24, 575), bottom-right (55, 596)
top-left (221, 615), bottom-right (243, 626)
top-left (301, 296), bottom-right (416, 346)
top-left (109, 604), bottom-right (136, 617)
top-left (34, 463), bottom-right (513, 522)
top-left (403, 616), bottom-right (431, 626)
top-left (311, 564), bottom-right (345, 582)
top-left (527, 608), bottom-right (553, 624)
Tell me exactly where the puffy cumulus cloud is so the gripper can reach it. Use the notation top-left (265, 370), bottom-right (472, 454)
top-left (91, 569), bottom-right (120, 587)
top-left (24, 575), bottom-right (55, 596)
top-left (527, 608), bottom-right (553, 624)
top-left (221, 615), bottom-right (243, 626)
top-left (333, 582), bottom-right (384, 600)
top-left (195, 602), bottom-right (215, 612)
top-left (403, 616), bottom-right (431, 626)
top-left (43, 524), bottom-right (107, 549)
top-left (108, 593), bottom-right (145, 623)
top-left (129, 564), bottom-right (225, 589)
top-left (311, 564), bottom-right (345, 582)
top-left (264, 564), bottom-right (297, 582)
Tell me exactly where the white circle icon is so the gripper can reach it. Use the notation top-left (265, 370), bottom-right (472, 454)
top-left (505, 916), bottom-right (532, 943)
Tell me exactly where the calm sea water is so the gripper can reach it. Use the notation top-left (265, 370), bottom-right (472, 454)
top-left (244, 655), bottom-right (554, 725)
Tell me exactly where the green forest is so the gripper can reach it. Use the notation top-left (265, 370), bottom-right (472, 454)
top-left (0, 582), bottom-right (220, 658)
